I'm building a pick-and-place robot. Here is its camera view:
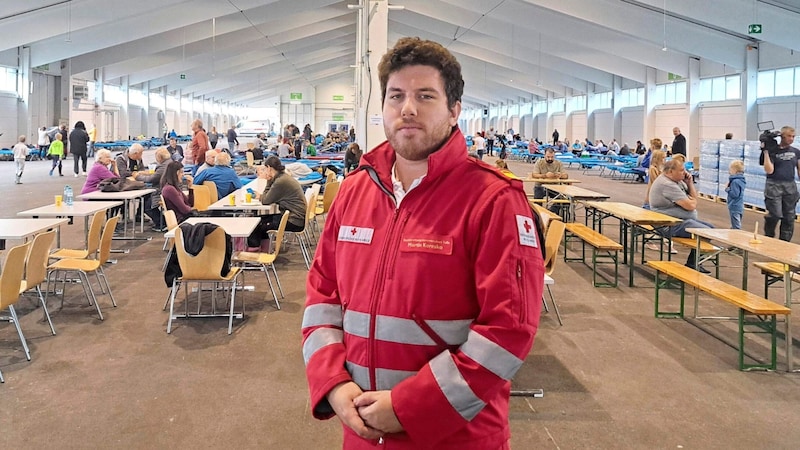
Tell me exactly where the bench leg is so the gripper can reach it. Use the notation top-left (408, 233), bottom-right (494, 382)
top-left (738, 310), bottom-right (778, 371)
top-left (591, 249), bottom-right (619, 288)
top-left (653, 271), bottom-right (685, 318)
top-left (563, 231), bottom-right (586, 264)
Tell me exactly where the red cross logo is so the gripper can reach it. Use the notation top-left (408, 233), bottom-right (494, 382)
top-left (351, 228), bottom-right (357, 236)
top-left (523, 220), bottom-right (532, 234)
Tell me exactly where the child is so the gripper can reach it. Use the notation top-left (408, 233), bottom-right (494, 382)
top-left (725, 160), bottom-right (745, 229)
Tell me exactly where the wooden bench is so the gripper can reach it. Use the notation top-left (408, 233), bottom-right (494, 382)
top-left (564, 222), bottom-right (624, 287)
top-left (753, 262), bottom-right (800, 300)
top-left (647, 260), bottom-right (792, 371)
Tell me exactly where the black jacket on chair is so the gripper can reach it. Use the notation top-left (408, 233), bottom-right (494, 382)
top-left (164, 222), bottom-right (232, 287)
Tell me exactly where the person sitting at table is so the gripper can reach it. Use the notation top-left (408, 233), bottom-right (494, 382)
top-left (114, 143), bottom-right (146, 178)
top-left (247, 156), bottom-right (307, 247)
top-left (82, 149), bottom-right (117, 194)
top-left (531, 148), bottom-right (568, 197)
top-left (191, 151), bottom-right (241, 199)
top-left (166, 138), bottom-right (184, 162)
top-left (571, 139), bottom-right (583, 156)
top-left (649, 159), bottom-right (715, 274)
top-left (194, 150), bottom-right (216, 176)
top-left (160, 161), bottom-right (196, 223)
top-left (134, 147), bottom-right (171, 231)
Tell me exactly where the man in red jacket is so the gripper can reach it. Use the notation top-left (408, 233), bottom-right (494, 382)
top-left (190, 119), bottom-right (209, 172)
top-left (302, 37), bottom-right (544, 449)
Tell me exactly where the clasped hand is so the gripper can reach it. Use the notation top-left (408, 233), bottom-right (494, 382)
top-left (327, 382), bottom-right (403, 440)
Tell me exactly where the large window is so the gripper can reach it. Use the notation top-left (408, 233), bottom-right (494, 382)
top-left (653, 81), bottom-right (687, 105)
top-left (567, 95), bottom-right (586, 111)
top-left (548, 97), bottom-right (565, 112)
top-left (0, 67), bottom-right (17, 92)
top-left (618, 88), bottom-right (644, 108)
top-left (103, 84), bottom-right (125, 105)
top-left (698, 75), bottom-right (740, 102)
top-left (757, 66), bottom-right (800, 98)
top-left (591, 91), bottom-right (612, 110)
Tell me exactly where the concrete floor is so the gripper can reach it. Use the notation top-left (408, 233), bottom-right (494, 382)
top-left (1, 152), bottom-right (800, 449)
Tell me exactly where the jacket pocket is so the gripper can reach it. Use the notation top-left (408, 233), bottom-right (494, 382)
top-left (511, 258), bottom-right (527, 324)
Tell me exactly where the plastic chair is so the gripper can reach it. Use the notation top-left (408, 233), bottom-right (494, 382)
top-left (161, 209), bottom-right (178, 252)
top-left (232, 211), bottom-right (290, 309)
top-left (167, 226), bottom-right (242, 334)
top-left (46, 216), bottom-right (120, 321)
top-left (1, 241), bottom-right (34, 362)
top-left (19, 230), bottom-right (57, 336)
top-left (240, 151), bottom-right (256, 175)
top-left (191, 184), bottom-right (212, 212)
top-left (202, 180), bottom-right (219, 203)
top-left (286, 192), bottom-right (316, 270)
top-left (315, 181), bottom-right (340, 217)
top-left (49, 210), bottom-right (105, 260)
top-left (543, 219), bottom-right (566, 325)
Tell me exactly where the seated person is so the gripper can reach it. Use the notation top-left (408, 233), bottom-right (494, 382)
top-left (160, 161), bottom-right (196, 223)
top-left (531, 148), bottom-right (568, 199)
top-left (619, 143), bottom-right (631, 156)
top-left (649, 159), bottom-right (714, 273)
top-left (305, 140), bottom-right (316, 156)
top-left (81, 149), bottom-right (118, 194)
top-left (344, 143), bottom-right (362, 176)
top-left (194, 150), bottom-right (217, 175)
top-left (134, 147), bottom-right (172, 231)
top-left (191, 152), bottom-right (242, 199)
top-left (571, 139), bottom-right (583, 155)
top-left (115, 143), bottom-right (146, 177)
top-left (166, 138), bottom-right (184, 162)
top-left (248, 156), bottom-right (307, 247)
top-left (528, 138), bottom-right (539, 154)
top-left (555, 140), bottom-right (569, 153)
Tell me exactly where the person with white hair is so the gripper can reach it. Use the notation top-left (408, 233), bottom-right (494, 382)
top-left (194, 149), bottom-right (217, 176)
top-left (115, 143), bottom-right (146, 177)
top-left (191, 151), bottom-right (241, 199)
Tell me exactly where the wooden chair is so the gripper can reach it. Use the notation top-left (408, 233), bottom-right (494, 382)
top-left (542, 219), bottom-right (566, 325)
top-left (49, 210), bottom-right (105, 260)
top-left (20, 230), bottom-right (57, 336)
top-left (1, 241), bottom-right (34, 362)
top-left (232, 211), bottom-right (290, 309)
top-left (45, 216), bottom-right (120, 321)
top-left (240, 151), bottom-right (256, 175)
top-left (191, 185), bottom-right (212, 212)
top-left (167, 226), bottom-right (242, 334)
top-left (161, 209), bottom-right (179, 252)
top-left (202, 181), bottom-right (219, 203)
top-left (315, 181), bottom-right (340, 219)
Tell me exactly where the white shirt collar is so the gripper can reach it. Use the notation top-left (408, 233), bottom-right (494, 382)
top-left (391, 162), bottom-right (426, 208)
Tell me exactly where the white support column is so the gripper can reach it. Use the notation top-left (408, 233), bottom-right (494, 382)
top-left (19, 46), bottom-right (31, 142)
top-left (355, 0), bottom-right (389, 152)
top-left (119, 76), bottom-right (130, 140)
top-left (744, 45), bottom-right (759, 141)
top-left (642, 67), bottom-right (657, 143)
top-left (687, 58), bottom-right (701, 157)
top-left (586, 82), bottom-right (597, 140)
top-left (142, 81), bottom-right (150, 137)
top-left (612, 75), bottom-right (623, 141)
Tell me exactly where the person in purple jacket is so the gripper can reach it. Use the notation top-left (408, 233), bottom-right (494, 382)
top-left (81, 149), bottom-right (117, 194)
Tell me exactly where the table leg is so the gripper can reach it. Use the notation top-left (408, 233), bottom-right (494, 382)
top-left (784, 265), bottom-right (794, 372)
top-left (628, 223), bottom-right (635, 287)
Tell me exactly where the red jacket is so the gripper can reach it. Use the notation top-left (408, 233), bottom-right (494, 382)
top-left (192, 129), bottom-right (209, 166)
top-left (302, 130), bottom-right (544, 449)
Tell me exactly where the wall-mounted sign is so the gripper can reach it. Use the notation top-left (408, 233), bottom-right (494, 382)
top-left (180, 74), bottom-right (186, 80)
top-left (667, 73), bottom-right (682, 81)
top-left (333, 95), bottom-right (345, 102)
top-left (290, 92), bottom-right (303, 101)
top-left (370, 114), bottom-right (382, 125)
top-left (748, 24), bottom-right (762, 34)
top-left (332, 113), bottom-right (345, 121)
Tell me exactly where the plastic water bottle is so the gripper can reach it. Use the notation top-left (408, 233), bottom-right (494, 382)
top-left (64, 185), bottom-right (74, 206)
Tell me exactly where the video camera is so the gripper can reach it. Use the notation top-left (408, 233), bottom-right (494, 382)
top-left (758, 120), bottom-right (780, 153)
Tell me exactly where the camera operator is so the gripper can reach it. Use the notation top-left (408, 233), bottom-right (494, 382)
top-left (761, 126), bottom-right (800, 241)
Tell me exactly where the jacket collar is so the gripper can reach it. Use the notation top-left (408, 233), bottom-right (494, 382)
top-left (360, 128), bottom-right (467, 188)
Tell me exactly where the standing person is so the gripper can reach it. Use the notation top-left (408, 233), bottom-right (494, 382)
top-left (87, 124), bottom-right (97, 157)
top-left (671, 127), bottom-right (686, 157)
top-left (649, 159), bottom-right (714, 273)
top-left (760, 126), bottom-right (800, 241)
top-left (69, 121), bottom-right (90, 177)
top-left (473, 132), bottom-right (486, 159)
top-left (162, 122), bottom-right (169, 142)
top-left (552, 128), bottom-right (559, 145)
top-left (47, 132), bottom-right (65, 176)
top-left (37, 126), bottom-right (50, 155)
top-left (302, 123), bottom-right (313, 141)
top-left (635, 140), bottom-right (646, 155)
top-left (302, 37), bottom-right (543, 449)
top-left (227, 125), bottom-right (238, 155)
top-left (209, 126), bottom-right (219, 149)
top-left (190, 119), bottom-right (209, 174)
top-left (12, 135), bottom-right (29, 184)
top-left (725, 160), bottom-right (746, 230)
top-left (485, 127), bottom-right (495, 157)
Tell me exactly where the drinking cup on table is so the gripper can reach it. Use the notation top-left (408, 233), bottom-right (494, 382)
top-left (55, 195), bottom-right (63, 207)
top-left (245, 192), bottom-right (253, 203)
top-left (229, 194), bottom-right (236, 206)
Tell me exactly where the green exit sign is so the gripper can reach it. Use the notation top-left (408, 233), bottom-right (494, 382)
top-left (332, 113), bottom-right (345, 121)
top-left (290, 92), bottom-right (303, 101)
top-left (748, 24), bottom-right (762, 34)
top-left (180, 73), bottom-right (186, 80)
top-left (333, 95), bottom-right (345, 102)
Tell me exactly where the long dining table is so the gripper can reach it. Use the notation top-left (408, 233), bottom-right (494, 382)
top-left (686, 228), bottom-right (800, 371)
top-left (17, 201), bottom-right (123, 247)
top-left (583, 201), bottom-right (682, 287)
top-left (543, 185), bottom-right (610, 222)
top-left (0, 218), bottom-right (69, 250)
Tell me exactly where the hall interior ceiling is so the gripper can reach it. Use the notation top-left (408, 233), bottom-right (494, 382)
top-left (1, 0), bottom-right (798, 109)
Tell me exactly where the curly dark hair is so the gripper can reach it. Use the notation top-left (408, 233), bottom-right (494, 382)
top-left (378, 37), bottom-right (464, 109)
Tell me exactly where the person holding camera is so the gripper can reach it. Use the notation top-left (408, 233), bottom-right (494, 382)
top-left (760, 126), bottom-right (800, 241)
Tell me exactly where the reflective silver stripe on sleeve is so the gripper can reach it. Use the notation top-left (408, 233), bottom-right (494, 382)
top-left (426, 319), bottom-right (472, 346)
top-left (460, 330), bottom-right (524, 381)
top-left (301, 304), bottom-right (343, 329)
top-left (345, 361), bottom-right (370, 391)
top-left (429, 351), bottom-right (486, 421)
top-left (375, 316), bottom-right (472, 346)
top-left (343, 310), bottom-right (370, 338)
top-left (303, 328), bottom-right (343, 365)
top-left (375, 368), bottom-right (418, 391)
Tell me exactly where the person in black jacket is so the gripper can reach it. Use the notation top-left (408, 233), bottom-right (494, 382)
top-left (671, 127), bottom-right (686, 157)
top-left (69, 121), bottom-right (90, 177)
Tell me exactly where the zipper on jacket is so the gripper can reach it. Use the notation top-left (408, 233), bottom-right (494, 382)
top-left (516, 259), bottom-right (526, 324)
